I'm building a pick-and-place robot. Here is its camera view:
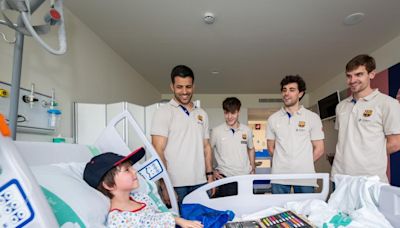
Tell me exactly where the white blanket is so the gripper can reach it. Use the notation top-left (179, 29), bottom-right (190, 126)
top-left (240, 175), bottom-right (393, 228)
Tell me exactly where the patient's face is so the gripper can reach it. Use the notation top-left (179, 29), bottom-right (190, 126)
top-left (114, 164), bottom-right (139, 192)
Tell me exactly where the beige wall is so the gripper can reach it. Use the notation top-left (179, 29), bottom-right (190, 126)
top-left (309, 34), bottom-right (400, 105)
top-left (0, 8), bottom-right (160, 139)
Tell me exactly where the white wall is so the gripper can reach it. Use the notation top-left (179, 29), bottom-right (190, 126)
top-left (0, 8), bottom-right (161, 140)
top-left (309, 34), bottom-right (400, 105)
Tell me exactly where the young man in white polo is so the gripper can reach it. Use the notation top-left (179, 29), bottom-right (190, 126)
top-left (266, 75), bottom-right (325, 194)
top-left (151, 65), bottom-right (214, 209)
top-left (331, 54), bottom-right (400, 184)
top-left (211, 97), bottom-right (255, 197)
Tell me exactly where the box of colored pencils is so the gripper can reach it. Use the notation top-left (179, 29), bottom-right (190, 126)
top-left (225, 210), bottom-right (314, 228)
top-left (259, 210), bottom-right (313, 228)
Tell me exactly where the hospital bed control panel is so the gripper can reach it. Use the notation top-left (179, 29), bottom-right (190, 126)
top-left (139, 159), bottom-right (163, 181)
top-left (0, 179), bottom-right (34, 228)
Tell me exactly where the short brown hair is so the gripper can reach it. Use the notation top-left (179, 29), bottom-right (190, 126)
top-left (96, 161), bottom-right (132, 198)
top-left (222, 97), bottom-right (241, 113)
top-left (346, 54), bottom-right (376, 73)
top-left (171, 65), bottom-right (194, 84)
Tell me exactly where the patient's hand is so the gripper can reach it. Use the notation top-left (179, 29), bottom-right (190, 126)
top-left (175, 217), bottom-right (203, 228)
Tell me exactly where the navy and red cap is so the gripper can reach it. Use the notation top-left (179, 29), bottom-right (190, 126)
top-left (83, 147), bottom-right (145, 189)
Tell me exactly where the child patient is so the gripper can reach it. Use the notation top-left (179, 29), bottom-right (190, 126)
top-left (83, 147), bottom-right (203, 228)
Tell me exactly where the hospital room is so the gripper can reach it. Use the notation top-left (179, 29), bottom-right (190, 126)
top-left (1, 0), bottom-right (400, 227)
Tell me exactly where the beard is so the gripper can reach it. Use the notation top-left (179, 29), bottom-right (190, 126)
top-left (174, 93), bottom-right (192, 105)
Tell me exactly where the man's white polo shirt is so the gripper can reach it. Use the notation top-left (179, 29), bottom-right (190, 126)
top-left (266, 106), bottom-right (324, 186)
top-left (332, 89), bottom-right (400, 183)
top-left (211, 123), bottom-right (254, 177)
top-left (150, 99), bottom-right (210, 187)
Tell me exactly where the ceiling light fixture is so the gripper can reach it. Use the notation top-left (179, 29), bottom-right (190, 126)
top-left (203, 12), bottom-right (215, 24)
top-left (344, 12), bottom-right (365, 25)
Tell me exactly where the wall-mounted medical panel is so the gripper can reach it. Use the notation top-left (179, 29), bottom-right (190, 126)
top-left (0, 81), bottom-right (55, 134)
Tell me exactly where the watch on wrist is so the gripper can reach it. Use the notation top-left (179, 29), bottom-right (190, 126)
top-left (206, 172), bottom-right (213, 176)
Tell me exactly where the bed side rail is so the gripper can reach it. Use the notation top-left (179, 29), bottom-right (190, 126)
top-left (183, 173), bottom-right (329, 217)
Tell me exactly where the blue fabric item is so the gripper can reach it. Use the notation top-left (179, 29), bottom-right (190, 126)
top-left (181, 203), bottom-right (235, 228)
top-left (323, 212), bottom-right (352, 228)
top-left (174, 183), bottom-right (206, 210)
top-left (255, 149), bottom-right (270, 157)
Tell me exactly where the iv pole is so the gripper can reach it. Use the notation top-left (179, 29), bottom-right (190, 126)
top-left (1, 0), bottom-right (67, 139)
top-left (9, 17), bottom-right (24, 140)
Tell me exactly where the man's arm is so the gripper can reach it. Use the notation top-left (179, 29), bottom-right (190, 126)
top-left (151, 135), bottom-right (168, 167)
top-left (247, 147), bottom-right (256, 174)
top-left (311, 139), bottom-right (324, 161)
top-left (267, 139), bottom-right (275, 156)
top-left (203, 139), bottom-right (214, 183)
top-left (151, 135), bottom-right (172, 205)
top-left (387, 134), bottom-right (400, 154)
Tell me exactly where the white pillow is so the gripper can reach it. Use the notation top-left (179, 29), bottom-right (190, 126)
top-left (30, 162), bottom-right (168, 227)
top-left (31, 163), bottom-right (109, 227)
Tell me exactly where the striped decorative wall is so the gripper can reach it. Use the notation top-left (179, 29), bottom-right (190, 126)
top-left (371, 63), bottom-right (400, 186)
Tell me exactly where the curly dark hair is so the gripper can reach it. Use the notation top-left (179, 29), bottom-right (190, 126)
top-left (280, 75), bottom-right (306, 100)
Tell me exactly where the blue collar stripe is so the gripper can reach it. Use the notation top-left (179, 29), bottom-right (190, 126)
top-left (179, 105), bottom-right (190, 116)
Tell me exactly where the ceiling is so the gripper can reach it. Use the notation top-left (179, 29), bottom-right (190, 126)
top-left (65, 0), bottom-right (400, 94)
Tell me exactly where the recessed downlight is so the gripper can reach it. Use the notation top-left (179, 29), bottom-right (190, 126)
top-left (211, 71), bottom-right (220, 75)
top-left (344, 12), bottom-right (365, 25)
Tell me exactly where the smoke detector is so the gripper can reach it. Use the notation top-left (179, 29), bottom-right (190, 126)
top-left (203, 12), bottom-right (215, 24)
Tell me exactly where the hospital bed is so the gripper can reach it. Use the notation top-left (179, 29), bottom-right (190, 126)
top-left (1, 111), bottom-right (399, 227)
top-left (0, 111), bottom-right (176, 227)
